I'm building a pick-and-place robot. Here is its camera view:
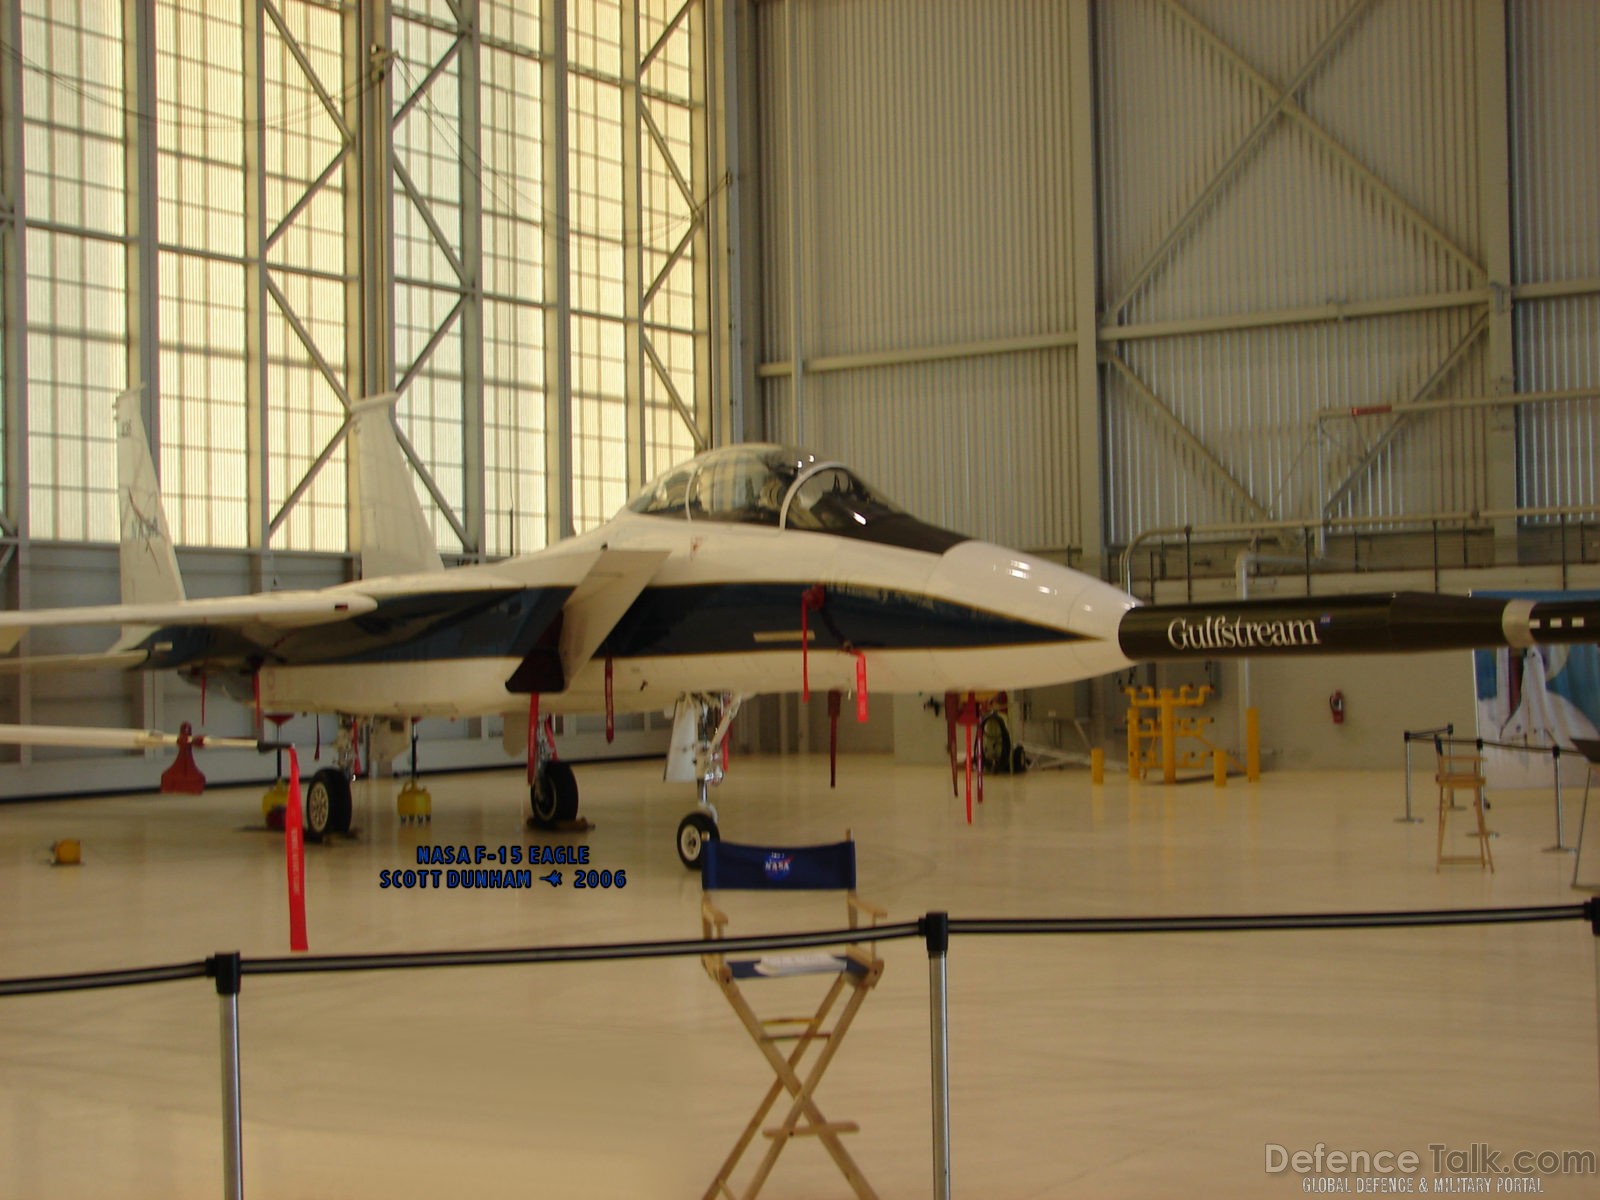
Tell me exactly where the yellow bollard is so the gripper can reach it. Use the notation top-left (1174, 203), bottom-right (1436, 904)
top-left (1213, 749), bottom-right (1226, 788)
top-left (1160, 689), bottom-right (1177, 785)
top-left (1246, 707), bottom-right (1261, 782)
top-left (52, 839), bottom-right (82, 865)
top-left (1090, 747), bottom-right (1104, 785)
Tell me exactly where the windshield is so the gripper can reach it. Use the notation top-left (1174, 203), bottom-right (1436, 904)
top-left (627, 443), bottom-right (965, 553)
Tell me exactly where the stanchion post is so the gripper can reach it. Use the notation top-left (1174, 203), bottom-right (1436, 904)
top-left (1587, 899), bottom-right (1600, 1111)
top-left (923, 912), bottom-right (952, 1200)
top-left (208, 952), bottom-right (245, 1200)
top-left (1399, 733), bottom-right (1421, 823)
top-left (1245, 707), bottom-right (1260, 782)
top-left (1547, 745), bottom-right (1574, 854)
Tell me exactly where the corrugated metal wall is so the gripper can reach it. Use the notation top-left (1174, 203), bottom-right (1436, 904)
top-left (1097, 0), bottom-right (1495, 541)
top-left (1510, 0), bottom-right (1600, 517)
top-left (752, 0), bottom-right (1085, 551)
top-left (749, 0), bottom-right (1598, 558)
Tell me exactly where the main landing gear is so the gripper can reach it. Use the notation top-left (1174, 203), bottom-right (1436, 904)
top-left (519, 692), bottom-right (741, 867)
top-left (307, 716), bottom-right (358, 840)
top-left (667, 692), bottom-right (741, 870)
top-left (527, 711), bottom-right (581, 829)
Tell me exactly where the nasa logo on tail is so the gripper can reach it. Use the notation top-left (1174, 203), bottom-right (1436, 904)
top-left (763, 853), bottom-right (793, 880)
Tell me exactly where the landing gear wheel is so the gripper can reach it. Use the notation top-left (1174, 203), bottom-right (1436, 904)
top-left (529, 760), bottom-right (580, 827)
top-left (305, 768), bottom-right (353, 841)
top-left (676, 812), bottom-right (719, 870)
top-left (979, 712), bottom-right (1012, 774)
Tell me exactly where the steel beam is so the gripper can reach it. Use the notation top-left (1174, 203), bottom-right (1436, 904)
top-left (124, 0), bottom-right (160, 459)
top-left (1155, 0), bottom-right (1484, 292)
top-left (1321, 311), bottom-right (1490, 518)
top-left (543, 0), bottom-right (575, 542)
top-left (784, 0), bottom-right (806, 443)
top-left (1067, 0), bottom-right (1103, 569)
top-left (1110, 0), bottom-right (1375, 320)
top-left (1103, 351), bottom-right (1273, 525)
top-left (624, 0), bottom-right (647, 491)
top-left (243, 0), bottom-right (271, 578)
top-left (1474, 0), bottom-right (1518, 550)
top-left (458, 0), bottom-right (485, 557)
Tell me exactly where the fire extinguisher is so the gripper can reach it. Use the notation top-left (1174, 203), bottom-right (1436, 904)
top-left (1329, 690), bottom-right (1345, 725)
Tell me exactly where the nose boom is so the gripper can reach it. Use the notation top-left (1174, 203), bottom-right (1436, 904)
top-left (1117, 591), bottom-right (1598, 660)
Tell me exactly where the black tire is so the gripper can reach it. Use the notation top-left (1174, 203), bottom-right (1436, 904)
top-left (529, 760), bottom-right (580, 827)
top-left (979, 712), bottom-right (1012, 774)
top-left (305, 768), bottom-right (353, 841)
top-left (676, 812), bottom-right (719, 870)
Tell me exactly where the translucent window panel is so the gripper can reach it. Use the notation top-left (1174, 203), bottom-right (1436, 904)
top-left (393, 17), bottom-right (464, 291)
top-left (481, 0), bottom-right (542, 53)
top-left (641, 0), bottom-right (695, 98)
top-left (570, 314), bottom-right (628, 529)
top-left (642, 326), bottom-right (697, 480)
top-left (257, 1), bottom-right (351, 553)
top-left (267, 272), bottom-right (348, 554)
top-left (19, 1), bottom-right (125, 236)
top-left (568, 74), bottom-right (625, 317)
top-left (155, 0), bottom-right (244, 260)
top-left (24, 229), bottom-right (126, 542)
top-left (391, 271), bottom-right (465, 553)
top-left (263, 0), bottom-right (347, 271)
top-left (570, 0), bottom-right (623, 80)
top-left (641, 107), bottom-right (697, 332)
top-left (156, 252), bottom-right (246, 547)
top-left (483, 40), bottom-right (544, 304)
top-left (484, 300), bottom-right (548, 557)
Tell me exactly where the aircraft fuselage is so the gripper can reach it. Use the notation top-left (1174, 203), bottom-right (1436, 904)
top-left (180, 514), bottom-right (1140, 719)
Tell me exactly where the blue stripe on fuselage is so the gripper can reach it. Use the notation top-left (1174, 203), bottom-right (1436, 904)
top-left (138, 580), bottom-right (1079, 673)
top-left (600, 582), bottom-right (1079, 658)
top-left (141, 587), bottom-right (571, 670)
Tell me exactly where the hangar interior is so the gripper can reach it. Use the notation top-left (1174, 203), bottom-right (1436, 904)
top-left (2, 0), bottom-right (1597, 791)
top-left (2, 1), bottom-right (1600, 1197)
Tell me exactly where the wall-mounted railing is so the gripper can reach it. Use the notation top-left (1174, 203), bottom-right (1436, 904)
top-left (1119, 504), bottom-right (1600, 601)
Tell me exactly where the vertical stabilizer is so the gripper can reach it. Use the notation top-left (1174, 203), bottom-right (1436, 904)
top-left (351, 393), bottom-right (445, 579)
top-left (115, 388), bottom-right (186, 605)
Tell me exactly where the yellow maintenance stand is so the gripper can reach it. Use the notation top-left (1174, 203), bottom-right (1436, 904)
top-left (1125, 685), bottom-right (1254, 784)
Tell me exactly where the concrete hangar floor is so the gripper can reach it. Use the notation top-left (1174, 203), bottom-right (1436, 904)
top-left (0, 754), bottom-right (1595, 1199)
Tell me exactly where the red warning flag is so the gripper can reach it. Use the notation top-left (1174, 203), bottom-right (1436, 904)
top-left (284, 748), bottom-right (309, 953)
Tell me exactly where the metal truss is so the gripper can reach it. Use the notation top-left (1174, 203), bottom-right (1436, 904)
top-left (1103, 0), bottom-right (1506, 534)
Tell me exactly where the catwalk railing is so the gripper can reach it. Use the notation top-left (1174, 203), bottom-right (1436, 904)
top-left (4, 902), bottom-right (1600, 1200)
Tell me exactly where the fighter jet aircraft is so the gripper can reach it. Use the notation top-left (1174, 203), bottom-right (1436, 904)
top-left (3, 402), bottom-right (1597, 867)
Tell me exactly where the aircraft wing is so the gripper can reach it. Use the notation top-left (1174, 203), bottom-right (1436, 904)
top-left (557, 549), bottom-right (673, 683)
top-left (0, 723), bottom-right (264, 751)
top-left (0, 591), bottom-right (380, 655)
top-left (0, 649), bottom-right (154, 674)
top-left (505, 548), bottom-right (672, 694)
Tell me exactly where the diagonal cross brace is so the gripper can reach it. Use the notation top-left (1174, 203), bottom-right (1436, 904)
top-left (1104, 351), bottom-right (1275, 526)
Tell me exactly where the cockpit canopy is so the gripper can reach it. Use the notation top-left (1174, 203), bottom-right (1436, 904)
top-left (626, 444), bottom-right (967, 554)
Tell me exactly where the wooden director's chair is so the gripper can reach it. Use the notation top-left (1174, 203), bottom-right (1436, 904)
top-left (698, 838), bottom-right (886, 1200)
top-left (1434, 736), bottom-right (1494, 872)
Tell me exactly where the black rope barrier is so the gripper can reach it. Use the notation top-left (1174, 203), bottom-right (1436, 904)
top-left (951, 904), bottom-right (1591, 937)
top-left (0, 959), bottom-right (211, 997)
top-left (242, 922), bottom-right (925, 978)
top-left (3, 904), bottom-right (1595, 998)
top-left (1402, 724), bottom-right (1453, 743)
